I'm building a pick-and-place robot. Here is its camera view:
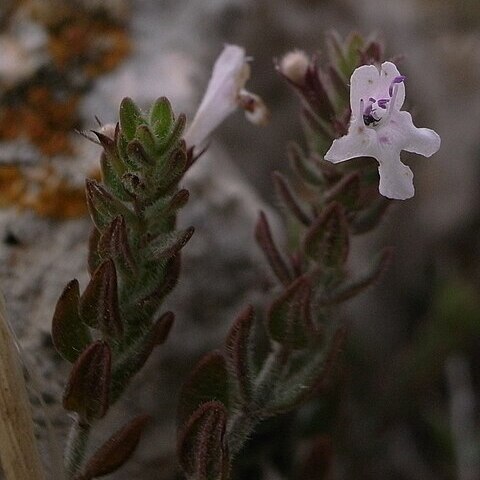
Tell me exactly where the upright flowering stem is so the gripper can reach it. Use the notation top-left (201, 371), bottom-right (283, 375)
top-left (52, 96), bottom-right (192, 478)
top-left (177, 33), bottom-right (431, 480)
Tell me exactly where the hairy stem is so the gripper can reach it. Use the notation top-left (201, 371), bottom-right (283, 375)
top-left (227, 346), bottom-right (289, 456)
top-left (65, 419), bottom-right (90, 478)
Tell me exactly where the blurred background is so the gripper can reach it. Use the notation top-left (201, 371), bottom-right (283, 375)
top-left (0, 0), bottom-right (479, 479)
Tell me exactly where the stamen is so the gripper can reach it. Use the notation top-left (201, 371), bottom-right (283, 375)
top-left (369, 97), bottom-right (376, 102)
top-left (384, 83), bottom-right (401, 123)
top-left (358, 98), bottom-right (364, 122)
top-left (377, 98), bottom-right (389, 109)
top-left (389, 75), bottom-right (406, 96)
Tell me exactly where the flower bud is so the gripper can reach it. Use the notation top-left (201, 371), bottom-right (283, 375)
top-left (237, 89), bottom-right (270, 126)
top-left (279, 50), bottom-right (310, 85)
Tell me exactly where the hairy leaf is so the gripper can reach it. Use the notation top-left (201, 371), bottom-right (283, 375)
top-left (63, 341), bottom-right (111, 421)
top-left (303, 202), bottom-right (349, 268)
top-left (52, 279), bottom-right (91, 362)
top-left (119, 97), bottom-right (144, 141)
top-left (255, 211), bottom-right (292, 287)
top-left (178, 352), bottom-right (230, 426)
top-left (225, 305), bottom-right (255, 404)
top-left (79, 259), bottom-right (123, 338)
top-left (80, 414), bottom-right (150, 479)
top-left (267, 276), bottom-right (315, 349)
top-left (178, 401), bottom-right (229, 480)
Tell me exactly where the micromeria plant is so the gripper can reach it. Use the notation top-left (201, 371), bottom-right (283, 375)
top-left (51, 96), bottom-right (195, 479)
top-left (175, 33), bottom-right (418, 480)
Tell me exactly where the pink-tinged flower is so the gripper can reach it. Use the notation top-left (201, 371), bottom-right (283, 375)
top-left (324, 62), bottom-right (440, 200)
top-left (184, 44), bottom-right (268, 150)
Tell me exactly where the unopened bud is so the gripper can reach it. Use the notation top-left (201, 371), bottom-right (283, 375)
top-left (99, 123), bottom-right (117, 140)
top-left (238, 89), bottom-right (270, 126)
top-left (279, 50), bottom-right (310, 85)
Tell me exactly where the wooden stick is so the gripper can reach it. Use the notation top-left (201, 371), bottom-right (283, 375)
top-left (0, 306), bottom-right (46, 480)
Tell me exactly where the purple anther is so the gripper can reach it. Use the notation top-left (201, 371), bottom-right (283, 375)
top-left (389, 75), bottom-right (406, 96)
top-left (369, 97), bottom-right (376, 103)
top-left (377, 98), bottom-right (389, 109)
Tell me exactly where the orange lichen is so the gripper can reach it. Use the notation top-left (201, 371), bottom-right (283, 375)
top-left (0, 167), bottom-right (27, 207)
top-left (0, 2), bottom-right (130, 219)
top-left (0, 164), bottom-right (101, 219)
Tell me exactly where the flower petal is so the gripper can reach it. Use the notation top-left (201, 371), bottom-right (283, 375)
top-left (184, 44), bottom-right (250, 148)
top-left (325, 125), bottom-right (378, 163)
top-left (350, 65), bottom-right (380, 121)
top-left (392, 111), bottom-right (441, 157)
top-left (377, 153), bottom-right (414, 200)
top-left (378, 62), bottom-right (405, 110)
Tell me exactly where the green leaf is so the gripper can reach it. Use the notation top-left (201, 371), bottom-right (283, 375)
top-left (148, 227), bottom-right (194, 261)
top-left (178, 351), bottom-right (231, 426)
top-left (345, 32), bottom-right (364, 71)
top-left (100, 156), bottom-right (131, 202)
top-left (110, 312), bottom-right (174, 403)
top-left (86, 179), bottom-right (136, 231)
top-left (119, 98), bottom-right (144, 141)
top-left (158, 113), bottom-right (186, 153)
top-left (269, 327), bottom-right (346, 414)
top-left (137, 255), bottom-right (182, 315)
top-left (134, 125), bottom-right (157, 155)
top-left (149, 97), bottom-right (174, 141)
top-left (127, 139), bottom-right (155, 167)
top-left (154, 147), bottom-right (187, 195)
top-left (51, 280), bottom-right (91, 362)
top-left (144, 189), bottom-right (189, 235)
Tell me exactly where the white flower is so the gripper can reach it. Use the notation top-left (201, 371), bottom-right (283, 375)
top-left (184, 44), bottom-right (268, 150)
top-left (324, 62), bottom-right (440, 200)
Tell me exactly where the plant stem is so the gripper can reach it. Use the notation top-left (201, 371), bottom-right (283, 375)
top-left (227, 346), bottom-right (289, 456)
top-left (64, 418), bottom-right (90, 478)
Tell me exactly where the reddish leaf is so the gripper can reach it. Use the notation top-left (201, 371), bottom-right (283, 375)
top-left (319, 247), bottom-right (393, 305)
top-left (52, 280), bottom-right (91, 363)
top-left (225, 305), bottom-right (255, 403)
top-left (178, 352), bottom-right (230, 426)
top-left (255, 211), bottom-right (292, 286)
top-left (78, 415), bottom-right (150, 480)
top-left (98, 216), bottom-right (136, 275)
top-left (267, 276), bottom-right (315, 349)
top-left (178, 401), bottom-right (229, 480)
top-left (303, 202), bottom-right (349, 268)
top-left (273, 172), bottom-right (311, 226)
top-left (79, 258), bottom-right (123, 338)
top-left (63, 341), bottom-right (111, 421)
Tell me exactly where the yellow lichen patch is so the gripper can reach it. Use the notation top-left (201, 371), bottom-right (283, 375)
top-left (26, 177), bottom-right (89, 219)
top-left (0, 167), bottom-right (27, 207)
top-left (0, 1), bottom-right (130, 219)
top-left (0, 164), bottom-right (101, 220)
